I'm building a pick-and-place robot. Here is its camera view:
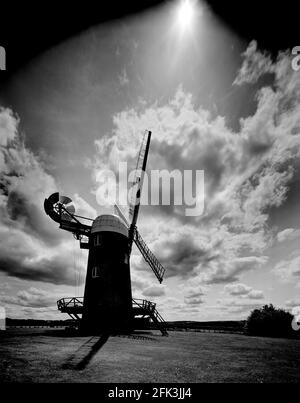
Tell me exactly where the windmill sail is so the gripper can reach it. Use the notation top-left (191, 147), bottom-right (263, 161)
top-left (134, 228), bottom-right (165, 284)
top-left (114, 130), bottom-right (167, 284)
top-left (114, 203), bottom-right (166, 283)
top-left (128, 131), bottom-right (151, 242)
top-left (114, 204), bottom-right (130, 227)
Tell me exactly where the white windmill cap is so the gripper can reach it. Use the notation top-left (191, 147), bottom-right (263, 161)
top-left (91, 214), bottom-right (128, 238)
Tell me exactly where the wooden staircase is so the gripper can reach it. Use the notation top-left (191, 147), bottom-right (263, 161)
top-left (132, 299), bottom-right (168, 336)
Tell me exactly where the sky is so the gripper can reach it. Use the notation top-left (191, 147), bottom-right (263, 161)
top-left (0, 0), bottom-right (300, 322)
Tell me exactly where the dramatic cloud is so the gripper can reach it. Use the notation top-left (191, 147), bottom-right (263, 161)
top-left (273, 254), bottom-right (300, 286)
top-left (285, 299), bottom-right (300, 308)
top-left (277, 228), bottom-right (300, 243)
top-left (73, 193), bottom-right (97, 219)
top-left (184, 286), bottom-right (205, 305)
top-left (247, 290), bottom-right (265, 300)
top-left (91, 41), bottom-right (300, 287)
top-left (0, 234), bottom-right (82, 285)
top-left (0, 108), bottom-right (18, 147)
top-left (0, 287), bottom-right (54, 308)
top-left (199, 256), bottom-right (268, 285)
top-left (118, 68), bottom-right (129, 87)
top-left (130, 269), bottom-right (151, 292)
top-left (0, 107), bottom-right (87, 285)
top-left (220, 299), bottom-right (265, 315)
top-left (224, 283), bottom-right (252, 296)
top-left (158, 233), bottom-right (212, 278)
top-left (233, 40), bottom-right (275, 85)
top-left (142, 285), bottom-right (166, 297)
top-left (224, 283), bottom-right (264, 299)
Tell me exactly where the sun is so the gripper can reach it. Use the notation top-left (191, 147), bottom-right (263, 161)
top-left (176, 0), bottom-right (195, 31)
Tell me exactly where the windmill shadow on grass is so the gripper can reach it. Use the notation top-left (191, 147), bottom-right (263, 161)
top-left (62, 333), bottom-right (109, 370)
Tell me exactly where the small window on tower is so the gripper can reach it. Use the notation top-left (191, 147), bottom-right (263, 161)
top-left (92, 266), bottom-right (101, 278)
top-left (94, 235), bottom-right (101, 246)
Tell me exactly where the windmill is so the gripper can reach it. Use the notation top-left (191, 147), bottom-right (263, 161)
top-left (44, 131), bottom-right (168, 335)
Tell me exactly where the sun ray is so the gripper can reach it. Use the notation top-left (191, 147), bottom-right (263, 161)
top-left (176, 0), bottom-right (195, 32)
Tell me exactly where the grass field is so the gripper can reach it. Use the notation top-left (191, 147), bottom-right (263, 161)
top-left (0, 328), bottom-right (299, 383)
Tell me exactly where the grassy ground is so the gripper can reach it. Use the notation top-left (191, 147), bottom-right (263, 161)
top-left (0, 328), bottom-right (299, 383)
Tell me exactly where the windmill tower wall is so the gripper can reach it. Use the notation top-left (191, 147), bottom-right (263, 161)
top-left (81, 214), bottom-right (133, 333)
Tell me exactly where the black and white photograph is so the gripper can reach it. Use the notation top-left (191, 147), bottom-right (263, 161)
top-left (0, 0), bottom-right (299, 387)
